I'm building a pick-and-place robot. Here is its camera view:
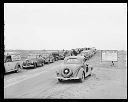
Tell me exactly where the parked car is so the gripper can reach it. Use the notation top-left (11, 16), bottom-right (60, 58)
top-left (4, 54), bottom-right (23, 73)
top-left (80, 51), bottom-right (91, 60)
top-left (91, 47), bottom-right (97, 54)
top-left (56, 56), bottom-right (93, 82)
top-left (71, 49), bottom-right (78, 56)
top-left (42, 53), bottom-right (55, 64)
top-left (63, 50), bottom-right (71, 57)
top-left (52, 52), bottom-right (60, 61)
top-left (22, 54), bottom-right (45, 68)
top-left (58, 51), bottom-right (65, 60)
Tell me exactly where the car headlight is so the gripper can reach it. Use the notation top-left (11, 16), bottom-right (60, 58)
top-left (63, 68), bottom-right (70, 74)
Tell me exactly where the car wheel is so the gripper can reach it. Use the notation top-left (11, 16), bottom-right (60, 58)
top-left (89, 73), bottom-right (91, 76)
top-left (22, 66), bottom-right (24, 69)
top-left (34, 62), bottom-right (37, 68)
top-left (80, 72), bottom-right (85, 82)
top-left (15, 64), bottom-right (21, 73)
top-left (58, 79), bottom-right (63, 82)
top-left (88, 72), bottom-right (92, 76)
top-left (48, 61), bottom-right (50, 64)
top-left (41, 62), bottom-right (44, 66)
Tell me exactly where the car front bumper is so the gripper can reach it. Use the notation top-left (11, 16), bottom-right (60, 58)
top-left (57, 77), bottom-right (79, 80)
top-left (22, 65), bottom-right (34, 68)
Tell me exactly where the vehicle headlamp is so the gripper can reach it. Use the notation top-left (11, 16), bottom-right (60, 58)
top-left (64, 68), bottom-right (70, 74)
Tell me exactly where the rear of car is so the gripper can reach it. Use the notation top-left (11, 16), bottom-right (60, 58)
top-left (48, 54), bottom-right (55, 63)
top-left (44, 57), bottom-right (50, 64)
top-left (58, 52), bottom-right (65, 60)
top-left (52, 52), bottom-right (60, 61)
top-left (56, 56), bottom-right (86, 81)
top-left (80, 51), bottom-right (90, 60)
top-left (4, 54), bottom-right (23, 73)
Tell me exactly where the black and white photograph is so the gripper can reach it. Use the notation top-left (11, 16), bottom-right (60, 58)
top-left (4, 3), bottom-right (127, 99)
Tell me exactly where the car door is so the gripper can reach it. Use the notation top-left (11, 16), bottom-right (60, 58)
top-left (4, 56), bottom-right (13, 72)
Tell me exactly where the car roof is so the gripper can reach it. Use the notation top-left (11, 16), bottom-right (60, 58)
top-left (64, 56), bottom-right (85, 60)
top-left (82, 50), bottom-right (90, 52)
top-left (5, 54), bottom-right (20, 56)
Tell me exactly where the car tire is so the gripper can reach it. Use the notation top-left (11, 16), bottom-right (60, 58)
top-left (15, 64), bottom-right (21, 73)
top-left (89, 73), bottom-right (91, 76)
top-left (34, 62), bottom-right (37, 68)
top-left (88, 72), bottom-right (92, 76)
top-left (48, 61), bottom-right (50, 64)
top-left (58, 79), bottom-right (63, 82)
top-left (80, 72), bottom-right (85, 82)
top-left (42, 62), bottom-right (44, 66)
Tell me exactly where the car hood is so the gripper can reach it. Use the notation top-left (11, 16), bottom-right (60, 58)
top-left (24, 58), bottom-right (37, 63)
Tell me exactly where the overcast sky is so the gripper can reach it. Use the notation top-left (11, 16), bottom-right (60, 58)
top-left (4, 3), bottom-right (127, 50)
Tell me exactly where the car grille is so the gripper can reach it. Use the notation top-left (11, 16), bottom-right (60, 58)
top-left (23, 62), bottom-right (32, 66)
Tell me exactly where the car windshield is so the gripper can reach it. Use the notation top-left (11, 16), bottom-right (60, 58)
top-left (64, 58), bottom-right (82, 64)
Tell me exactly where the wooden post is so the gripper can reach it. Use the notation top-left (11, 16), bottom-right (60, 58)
top-left (112, 61), bottom-right (114, 66)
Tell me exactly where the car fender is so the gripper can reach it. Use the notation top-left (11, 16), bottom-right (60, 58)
top-left (86, 66), bottom-right (93, 76)
top-left (17, 61), bottom-right (23, 68)
top-left (15, 62), bottom-right (21, 68)
top-left (4, 62), bottom-right (18, 72)
top-left (76, 68), bottom-right (84, 79)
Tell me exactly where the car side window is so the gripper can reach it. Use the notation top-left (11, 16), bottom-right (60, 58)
top-left (5, 56), bottom-right (12, 62)
top-left (86, 64), bottom-right (88, 72)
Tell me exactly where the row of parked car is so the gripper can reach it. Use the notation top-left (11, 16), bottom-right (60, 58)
top-left (79, 47), bottom-right (97, 60)
top-left (4, 47), bottom-right (97, 74)
top-left (4, 51), bottom-right (65, 74)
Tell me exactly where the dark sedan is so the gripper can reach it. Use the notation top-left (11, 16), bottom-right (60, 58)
top-left (22, 54), bottom-right (45, 68)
